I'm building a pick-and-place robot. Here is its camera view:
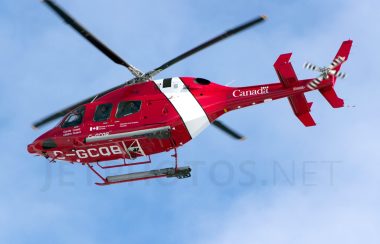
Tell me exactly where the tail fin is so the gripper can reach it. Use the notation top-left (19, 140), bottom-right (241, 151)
top-left (319, 40), bottom-right (353, 108)
top-left (329, 40), bottom-right (353, 85)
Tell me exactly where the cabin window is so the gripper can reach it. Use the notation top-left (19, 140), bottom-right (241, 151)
top-left (116, 101), bottom-right (141, 118)
top-left (61, 106), bottom-right (85, 128)
top-left (163, 78), bottom-right (172, 88)
top-left (94, 103), bottom-right (113, 122)
top-left (194, 78), bottom-right (211, 85)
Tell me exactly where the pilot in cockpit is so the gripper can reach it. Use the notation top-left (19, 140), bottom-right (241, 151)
top-left (116, 101), bottom-right (140, 118)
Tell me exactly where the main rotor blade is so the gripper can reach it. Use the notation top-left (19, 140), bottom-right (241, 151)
top-left (42, 0), bottom-right (143, 77)
top-left (144, 16), bottom-right (267, 79)
top-left (33, 14), bottom-right (266, 128)
top-left (212, 120), bottom-right (246, 140)
top-left (32, 83), bottom-right (124, 128)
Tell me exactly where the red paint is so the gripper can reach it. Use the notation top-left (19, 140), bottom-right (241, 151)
top-left (27, 40), bottom-right (353, 185)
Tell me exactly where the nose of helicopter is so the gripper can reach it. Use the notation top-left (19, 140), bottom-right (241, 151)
top-left (27, 125), bottom-right (60, 155)
top-left (27, 136), bottom-right (59, 155)
top-left (27, 143), bottom-right (37, 154)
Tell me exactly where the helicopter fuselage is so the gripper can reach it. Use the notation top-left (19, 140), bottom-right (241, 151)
top-left (27, 75), bottom-right (323, 164)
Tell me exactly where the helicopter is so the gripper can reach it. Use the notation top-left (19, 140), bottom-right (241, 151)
top-left (27, 0), bottom-right (352, 185)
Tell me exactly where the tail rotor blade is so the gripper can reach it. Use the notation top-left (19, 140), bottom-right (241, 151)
top-left (329, 56), bottom-right (345, 69)
top-left (335, 71), bottom-right (346, 79)
top-left (304, 62), bottom-right (321, 72)
top-left (307, 75), bottom-right (324, 90)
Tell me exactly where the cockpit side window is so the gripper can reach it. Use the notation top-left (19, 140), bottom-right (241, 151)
top-left (163, 78), bottom-right (172, 88)
top-left (61, 106), bottom-right (85, 128)
top-left (194, 78), bottom-right (211, 85)
top-left (94, 103), bottom-right (113, 122)
top-left (116, 101), bottom-right (141, 118)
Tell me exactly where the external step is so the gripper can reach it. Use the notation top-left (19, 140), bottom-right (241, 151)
top-left (106, 166), bottom-right (191, 183)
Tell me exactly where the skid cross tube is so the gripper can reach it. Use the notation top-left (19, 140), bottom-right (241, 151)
top-left (87, 163), bottom-right (107, 183)
top-left (169, 136), bottom-right (179, 170)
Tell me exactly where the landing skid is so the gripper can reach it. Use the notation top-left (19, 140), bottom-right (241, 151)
top-left (87, 140), bottom-right (191, 186)
top-left (88, 165), bottom-right (191, 186)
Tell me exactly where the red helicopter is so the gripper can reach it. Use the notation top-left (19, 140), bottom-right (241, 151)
top-left (28, 0), bottom-right (353, 185)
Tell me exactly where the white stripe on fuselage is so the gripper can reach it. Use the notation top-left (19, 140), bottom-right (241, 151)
top-left (154, 77), bottom-right (210, 138)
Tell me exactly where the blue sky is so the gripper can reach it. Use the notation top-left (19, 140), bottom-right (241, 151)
top-left (0, 0), bottom-right (379, 243)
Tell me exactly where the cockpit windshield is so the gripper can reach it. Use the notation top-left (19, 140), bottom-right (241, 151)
top-left (61, 106), bottom-right (85, 128)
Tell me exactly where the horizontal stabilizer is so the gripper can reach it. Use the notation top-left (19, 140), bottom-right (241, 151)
top-left (274, 53), bottom-right (298, 87)
top-left (319, 86), bottom-right (344, 108)
top-left (274, 53), bottom-right (316, 127)
top-left (296, 110), bottom-right (316, 127)
top-left (288, 96), bottom-right (316, 127)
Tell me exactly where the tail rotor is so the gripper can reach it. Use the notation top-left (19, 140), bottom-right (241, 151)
top-left (304, 56), bottom-right (347, 90)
